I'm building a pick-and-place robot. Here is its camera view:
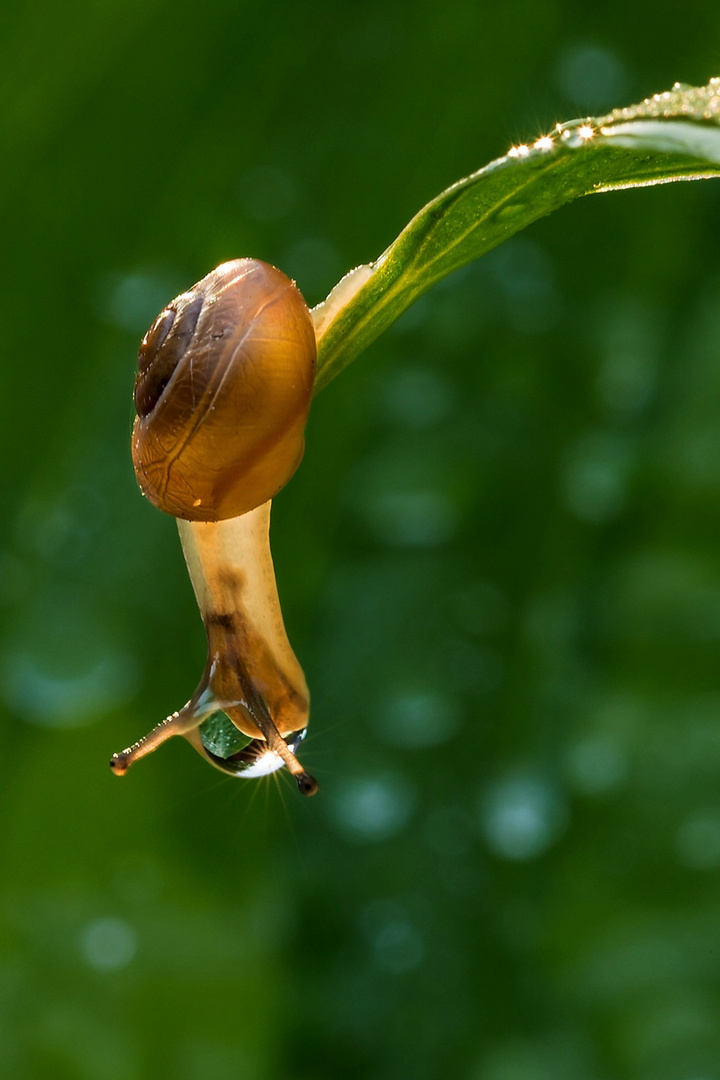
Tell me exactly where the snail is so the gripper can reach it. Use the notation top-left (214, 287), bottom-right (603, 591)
top-left (110, 258), bottom-right (319, 795)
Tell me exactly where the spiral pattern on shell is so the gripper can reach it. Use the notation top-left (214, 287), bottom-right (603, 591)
top-left (132, 259), bottom-right (316, 522)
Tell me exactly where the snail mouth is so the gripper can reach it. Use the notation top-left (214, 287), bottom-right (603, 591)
top-left (187, 725), bottom-right (308, 779)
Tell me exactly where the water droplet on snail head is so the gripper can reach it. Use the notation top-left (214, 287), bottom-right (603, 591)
top-left (196, 725), bottom-right (316, 790)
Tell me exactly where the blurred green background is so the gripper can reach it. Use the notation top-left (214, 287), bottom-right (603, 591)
top-left (2, 2), bottom-right (720, 1078)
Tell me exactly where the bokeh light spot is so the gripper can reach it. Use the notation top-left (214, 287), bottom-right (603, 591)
top-left (328, 774), bottom-right (417, 842)
top-left (102, 271), bottom-right (180, 333)
top-left (372, 919), bottom-right (424, 974)
top-left (365, 489), bottom-right (458, 547)
top-left (564, 735), bottom-right (628, 795)
top-left (556, 43), bottom-right (628, 109)
top-left (483, 237), bottom-right (560, 333)
top-left (561, 430), bottom-right (632, 523)
top-left (361, 899), bottom-right (425, 975)
top-left (80, 918), bottom-right (137, 972)
top-left (479, 775), bottom-right (569, 860)
top-left (374, 689), bottom-right (462, 748)
top-left (382, 368), bottom-right (456, 429)
top-left (2, 647), bottom-right (138, 728)
top-left (676, 813), bottom-right (720, 869)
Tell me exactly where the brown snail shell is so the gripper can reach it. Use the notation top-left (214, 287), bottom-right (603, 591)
top-left (132, 258), bottom-right (316, 522)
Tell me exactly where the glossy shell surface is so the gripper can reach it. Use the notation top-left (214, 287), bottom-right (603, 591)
top-left (132, 259), bottom-right (316, 521)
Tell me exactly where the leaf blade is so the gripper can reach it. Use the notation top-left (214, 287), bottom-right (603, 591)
top-left (313, 79), bottom-right (720, 393)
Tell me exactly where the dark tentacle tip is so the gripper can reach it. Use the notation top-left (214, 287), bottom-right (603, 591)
top-left (296, 772), bottom-right (319, 797)
top-left (110, 754), bottom-right (128, 775)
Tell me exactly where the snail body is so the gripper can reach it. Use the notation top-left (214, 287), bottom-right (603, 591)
top-left (112, 259), bottom-right (318, 794)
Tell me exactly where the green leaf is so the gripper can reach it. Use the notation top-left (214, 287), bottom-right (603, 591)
top-left (312, 79), bottom-right (720, 393)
